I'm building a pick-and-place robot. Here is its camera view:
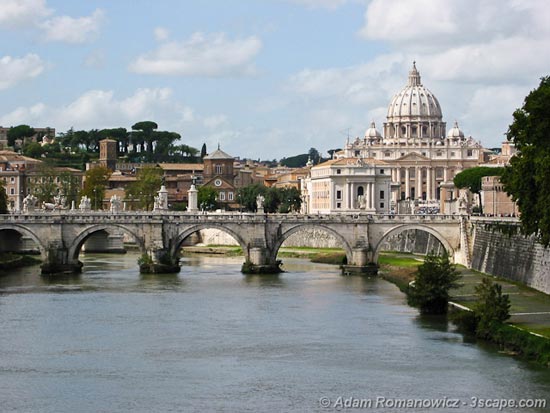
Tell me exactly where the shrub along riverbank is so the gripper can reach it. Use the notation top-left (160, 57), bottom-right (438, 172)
top-left (377, 252), bottom-right (550, 367)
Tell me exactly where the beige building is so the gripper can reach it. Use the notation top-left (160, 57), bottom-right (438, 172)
top-left (481, 175), bottom-right (519, 217)
top-left (305, 62), bottom-right (488, 214)
top-left (0, 150), bottom-right (83, 211)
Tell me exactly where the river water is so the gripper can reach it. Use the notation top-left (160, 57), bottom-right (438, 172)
top-left (0, 252), bottom-right (549, 413)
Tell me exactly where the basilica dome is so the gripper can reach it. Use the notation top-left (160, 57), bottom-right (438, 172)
top-left (386, 63), bottom-right (442, 122)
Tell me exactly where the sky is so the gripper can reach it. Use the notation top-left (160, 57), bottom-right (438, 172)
top-left (0, 0), bottom-right (548, 160)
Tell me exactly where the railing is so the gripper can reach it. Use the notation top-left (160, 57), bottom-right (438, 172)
top-left (0, 211), bottom-right (465, 224)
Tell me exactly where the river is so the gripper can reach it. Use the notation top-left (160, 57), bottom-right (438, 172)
top-left (0, 252), bottom-right (549, 412)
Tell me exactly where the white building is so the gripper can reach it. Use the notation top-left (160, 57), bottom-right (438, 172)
top-left (302, 157), bottom-right (394, 214)
top-left (303, 62), bottom-right (488, 215)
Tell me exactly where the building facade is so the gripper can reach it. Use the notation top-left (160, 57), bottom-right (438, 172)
top-left (304, 62), bottom-right (488, 214)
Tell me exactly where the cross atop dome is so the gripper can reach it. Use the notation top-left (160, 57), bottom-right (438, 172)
top-left (408, 61), bottom-right (421, 87)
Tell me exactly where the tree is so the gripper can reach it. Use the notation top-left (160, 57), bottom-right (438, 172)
top-left (22, 142), bottom-right (44, 159)
top-left (407, 252), bottom-right (461, 314)
top-left (125, 166), bottom-right (163, 210)
top-left (7, 125), bottom-right (35, 147)
top-left (280, 154), bottom-right (309, 168)
top-left (308, 147), bottom-right (321, 164)
top-left (501, 76), bottom-right (550, 246)
top-left (0, 179), bottom-right (8, 214)
top-left (453, 166), bottom-right (504, 214)
top-left (132, 121), bottom-right (158, 158)
top-left (198, 186), bottom-right (218, 211)
top-left (81, 166), bottom-right (111, 210)
top-left (201, 143), bottom-right (207, 159)
top-left (472, 277), bottom-right (511, 338)
top-left (237, 183), bottom-right (265, 211)
top-left (30, 165), bottom-right (59, 204)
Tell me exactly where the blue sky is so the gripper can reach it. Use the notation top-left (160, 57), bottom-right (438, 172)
top-left (0, 0), bottom-right (548, 160)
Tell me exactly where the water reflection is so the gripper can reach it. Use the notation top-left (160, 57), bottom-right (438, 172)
top-left (243, 273), bottom-right (285, 288)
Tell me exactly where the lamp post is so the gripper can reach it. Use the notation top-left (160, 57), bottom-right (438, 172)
top-left (93, 188), bottom-right (97, 210)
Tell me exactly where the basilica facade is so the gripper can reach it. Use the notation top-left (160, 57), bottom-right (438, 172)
top-left (303, 63), bottom-right (487, 214)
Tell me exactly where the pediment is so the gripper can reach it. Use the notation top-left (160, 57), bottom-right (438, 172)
top-left (396, 152), bottom-right (430, 162)
top-left (203, 176), bottom-right (235, 189)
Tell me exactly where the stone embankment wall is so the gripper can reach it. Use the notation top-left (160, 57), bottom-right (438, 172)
top-left (470, 222), bottom-right (550, 294)
top-left (197, 228), bottom-right (342, 248)
top-left (378, 229), bottom-right (444, 256)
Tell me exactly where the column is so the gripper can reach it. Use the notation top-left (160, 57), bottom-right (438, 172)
top-left (370, 183), bottom-right (376, 209)
top-left (405, 168), bottom-right (410, 199)
top-left (443, 167), bottom-right (448, 183)
top-left (426, 167), bottom-right (431, 201)
top-left (415, 167), bottom-right (421, 199)
top-left (432, 168), bottom-right (437, 200)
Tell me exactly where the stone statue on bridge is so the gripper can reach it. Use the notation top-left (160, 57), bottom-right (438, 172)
top-left (53, 193), bottom-right (67, 210)
top-left (109, 194), bottom-right (122, 213)
top-left (22, 194), bottom-right (38, 213)
top-left (256, 194), bottom-right (265, 214)
top-left (79, 196), bottom-right (91, 211)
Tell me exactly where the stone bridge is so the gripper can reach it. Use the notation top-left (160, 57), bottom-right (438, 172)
top-left (0, 212), bottom-right (470, 274)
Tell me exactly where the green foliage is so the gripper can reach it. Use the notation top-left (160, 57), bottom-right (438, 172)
top-left (125, 166), bottom-right (163, 210)
top-left (30, 165), bottom-right (59, 204)
top-left (308, 147), bottom-right (321, 164)
top-left (81, 166), bottom-right (111, 210)
top-left (7, 125), bottom-right (35, 147)
top-left (200, 143), bottom-right (207, 159)
top-left (472, 277), bottom-right (511, 338)
top-left (137, 253), bottom-right (153, 266)
top-left (501, 76), bottom-right (550, 246)
top-left (0, 179), bottom-right (8, 214)
top-left (198, 186), bottom-right (218, 211)
top-left (22, 142), bottom-right (45, 159)
top-left (236, 183), bottom-right (301, 213)
top-left (280, 153), bottom-right (309, 168)
top-left (453, 166), bottom-right (504, 214)
top-left (407, 252), bottom-right (461, 314)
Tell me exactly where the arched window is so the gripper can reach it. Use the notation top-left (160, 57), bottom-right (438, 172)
top-left (357, 186), bottom-right (364, 197)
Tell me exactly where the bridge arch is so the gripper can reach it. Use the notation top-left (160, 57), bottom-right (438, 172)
top-left (68, 224), bottom-right (146, 261)
top-left (0, 224), bottom-right (47, 259)
top-left (271, 223), bottom-right (353, 263)
top-left (373, 224), bottom-right (454, 263)
top-left (171, 224), bottom-right (248, 258)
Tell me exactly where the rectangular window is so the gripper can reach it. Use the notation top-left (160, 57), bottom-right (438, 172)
top-left (372, 152), bottom-right (377, 157)
top-left (450, 151), bottom-right (455, 157)
top-left (380, 169), bottom-right (384, 174)
top-left (380, 202), bottom-right (384, 208)
top-left (336, 169), bottom-right (341, 175)
top-left (336, 190), bottom-right (342, 200)
top-left (380, 190), bottom-right (385, 200)
top-left (219, 192), bottom-right (225, 201)
top-left (467, 149), bottom-right (473, 157)
top-left (10, 177), bottom-right (14, 183)
top-left (228, 192), bottom-right (234, 201)
top-left (215, 165), bottom-right (223, 174)
top-left (354, 150), bottom-right (360, 157)
top-left (10, 188), bottom-right (14, 195)
top-left (336, 202), bottom-right (341, 208)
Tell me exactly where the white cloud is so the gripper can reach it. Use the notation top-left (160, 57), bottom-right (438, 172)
top-left (129, 32), bottom-right (262, 77)
top-left (0, 54), bottom-right (45, 90)
top-left (154, 27), bottom-right (170, 41)
top-left (0, 88), bottom-right (179, 131)
top-left (40, 8), bottom-right (104, 44)
top-left (203, 115), bottom-right (228, 130)
top-left (0, 0), bottom-right (52, 28)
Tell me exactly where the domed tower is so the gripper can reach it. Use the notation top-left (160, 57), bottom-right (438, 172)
top-left (383, 62), bottom-right (446, 144)
top-left (446, 120), bottom-right (465, 145)
top-left (364, 121), bottom-right (382, 146)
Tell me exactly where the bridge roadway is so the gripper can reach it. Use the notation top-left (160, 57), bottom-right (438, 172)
top-left (0, 211), bottom-right (469, 274)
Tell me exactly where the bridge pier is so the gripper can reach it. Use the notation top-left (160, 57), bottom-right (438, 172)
top-left (139, 248), bottom-right (181, 274)
top-left (241, 247), bottom-right (281, 274)
top-left (41, 242), bottom-right (83, 275)
top-left (341, 247), bottom-right (378, 276)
